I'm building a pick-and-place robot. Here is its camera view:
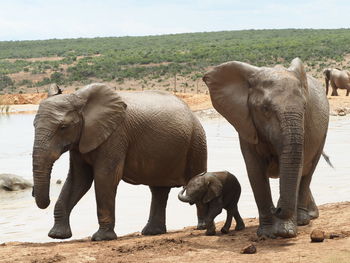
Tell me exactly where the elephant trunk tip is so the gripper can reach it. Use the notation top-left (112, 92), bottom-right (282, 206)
top-left (35, 197), bottom-right (50, 209)
top-left (178, 187), bottom-right (191, 203)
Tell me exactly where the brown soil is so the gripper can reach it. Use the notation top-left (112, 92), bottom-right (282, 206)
top-left (0, 202), bottom-right (349, 263)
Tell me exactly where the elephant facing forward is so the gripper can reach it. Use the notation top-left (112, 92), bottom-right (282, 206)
top-left (203, 58), bottom-right (329, 238)
top-left (323, 68), bottom-right (350, 96)
top-left (32, 83), bottom-right (207, 241)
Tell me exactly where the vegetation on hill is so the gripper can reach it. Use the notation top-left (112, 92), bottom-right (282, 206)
top-left (1, 28), bottom-right (350, 93)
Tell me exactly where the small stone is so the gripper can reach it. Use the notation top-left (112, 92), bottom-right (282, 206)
top-left (310, 229), bottom-right (325, 242)
top-left (241, 244), bottom-right (257, 254)
top-left (56, 179), bottom-right (62, 184)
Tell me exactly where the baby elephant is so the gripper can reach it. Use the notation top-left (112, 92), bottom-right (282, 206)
top-left (178, 171), bottom-right (245, 235)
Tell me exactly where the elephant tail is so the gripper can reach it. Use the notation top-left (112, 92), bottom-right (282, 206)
top-left (322, 151), bottom-right (334, 169)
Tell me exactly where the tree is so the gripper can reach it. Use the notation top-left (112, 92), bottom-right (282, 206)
top-left (0, 75), bottom-right (14, 91)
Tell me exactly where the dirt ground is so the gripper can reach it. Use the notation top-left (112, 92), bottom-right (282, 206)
top-left (0, 202), bottom-right (349, 263)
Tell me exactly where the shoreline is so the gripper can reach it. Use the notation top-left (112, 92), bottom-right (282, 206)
top-left (0, 201), bottom-right (349, 263)
top-left (1, 90), bottom-right (349, 116)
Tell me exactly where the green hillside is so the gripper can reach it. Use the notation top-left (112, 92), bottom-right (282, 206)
top-left (1, 28), bottom-right (350, 93)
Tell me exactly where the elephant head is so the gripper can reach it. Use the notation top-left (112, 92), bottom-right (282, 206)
top-left (203, 58), bottom-right (307, 220)
top-left (178, 173), bottom-right (223, 205)
top-left (323, 68), bottom-right (331, 95)
top-left (32, 83), bottom-right (127, 209)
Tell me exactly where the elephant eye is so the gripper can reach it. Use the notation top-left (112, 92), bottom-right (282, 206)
top-left (262, 105), bottom-right (269, 113)
top-left (59, 124), bottom-right (68, 130)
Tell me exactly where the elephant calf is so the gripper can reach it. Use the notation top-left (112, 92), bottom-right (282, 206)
top-left (178, 171), bottom-right (245, 235)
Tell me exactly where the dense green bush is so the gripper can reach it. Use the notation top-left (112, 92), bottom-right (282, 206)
top-left (0, 75), bottom-right (14, 91)
top-left (1, 29), bottom-right (350, 87)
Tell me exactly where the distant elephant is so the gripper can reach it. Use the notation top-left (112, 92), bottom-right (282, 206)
top-left (0, 173), bottom-right (32, 191)
top-left (178, 171), bottom-right (245, 235)
top-left (323, 68), bottom-right (350, 96)
top-left (203, 58), bottom-right (329, 238)
top-left (32, 83), bottom-right (207, 241)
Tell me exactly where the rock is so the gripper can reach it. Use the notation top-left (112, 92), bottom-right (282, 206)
top-left (0, 174), bottom-right (32, 191)
top-left (241, 244), bottom-right (257, 254)
top-left (338, 110), bottom-right (346, 116)
top-left (56, 179), bottom-right (62, 184)
top-left (310, 229), bottom-right (325, 242)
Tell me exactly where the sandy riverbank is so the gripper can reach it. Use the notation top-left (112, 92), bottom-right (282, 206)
top-left (0, 202), bottom-right (349, 263)
top-left (1, 89), bottom-right (349, 115)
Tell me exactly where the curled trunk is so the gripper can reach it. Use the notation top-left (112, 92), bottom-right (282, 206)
top-left (275, 111), bottom-right (304, 219)
top-left (178, 188), bottom-right (192, 203)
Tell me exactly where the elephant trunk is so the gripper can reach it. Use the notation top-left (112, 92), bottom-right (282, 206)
top-left (275, 111), bottom-right (304, 220)
top-left (325, 77), bottom-right (329, 95)
top-left (32, 144), bottom-right (53, 209)
top-left (324, 70), bottom-right (330, 95)
top-left (178, 188), bottom-right (192, 203)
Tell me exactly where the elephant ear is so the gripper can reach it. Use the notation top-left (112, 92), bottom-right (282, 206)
top-left (76, 83), bottom-right (127, 154)
top-left (203, 61), bottom-right (259, 144)
top-left (48, 83), bottom-right (62, 97)
top-left (202, 176), bottom-right (223, 204)
top-left (288, 58), bottom-right (308, 91)
top-left (323, 68), bottom-right (331, 80)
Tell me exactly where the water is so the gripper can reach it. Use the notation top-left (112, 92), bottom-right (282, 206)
top-left (0, 113), bottom-right (349, 243)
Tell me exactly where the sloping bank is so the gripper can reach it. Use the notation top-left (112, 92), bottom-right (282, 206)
top-left (0, 202), bottom-right (349, 263)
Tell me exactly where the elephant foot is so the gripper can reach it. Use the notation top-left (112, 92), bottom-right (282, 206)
top-left (257, 224), bottom-right (276, 239)
top-left (91, 227), bottom-right (117, 241)
top-left (220, 227), bottom-right (229, 234)
top-left (308, 206), bottom-right (319, 220)
top-left (234, 221), bottom-right (245, 231)
top-left (297, 208), bottom-right (311, 226)
top-left (196, 221), bottom-right (207, 230)
top-left (48, 223), bottom-right (72, 239)
top-left (205, 222), bottom-right (216, 236)
top-left (273, 218), bottom-right (297, 238)
top-left (141, 222), bottom-right (166, 236)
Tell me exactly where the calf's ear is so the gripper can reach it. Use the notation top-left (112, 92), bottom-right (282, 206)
top-left (202, 176), bottom-right (223, 203)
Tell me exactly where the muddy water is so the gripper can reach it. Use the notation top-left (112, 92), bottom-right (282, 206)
top-left (0, 114), bottom-right (349, 243)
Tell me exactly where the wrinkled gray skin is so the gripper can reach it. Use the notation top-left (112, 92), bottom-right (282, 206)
top-left (0, 174), bottom-right (32, 191)
top-left (203, 58), bottom-right (329, 238)
top-left (32, 83), bottom-right (207, 241)
top-left (178, 171), bottom-right (245, 235)
top-left (323, 68), bottom-right (350, 96)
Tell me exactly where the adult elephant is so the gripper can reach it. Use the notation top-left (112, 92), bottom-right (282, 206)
top-left (32, 83), bottom-right (207, 241)
top-left (323, 68), bottom-right (350, 96)
top-left (203, 58), bottom-right (329, 238)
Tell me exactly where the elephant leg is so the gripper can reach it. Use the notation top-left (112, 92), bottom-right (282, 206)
top-left (346, 88), bottom-right (350, 96)
top-left (196, 203), bottom-right (208, 230)
top-left (49, 152), bottom-right (93, 239)
top-left (220, 208), bottom-right (233, 234)
top-left (297, 149), bottom-right (323, 225)
top-left (239, 139), bottom-right (275, 238)
top-left (142, 186), bottom-right (170, 235)
top-left (233, 205), bottom-right (245, 231)
top-left (91, 162), bottom-right (124, 241)
top-left (331, 85), bottom-right (339, 96)
top-left (297, 190), bottom-right (319, 226)
top-left (205, 198), bottom-right (222, 236)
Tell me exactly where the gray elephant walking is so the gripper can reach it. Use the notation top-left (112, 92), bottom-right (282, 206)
top-left (323, 68), bottom-right (350, 96)
top-left (178, 171), bottom-right (245, 236)
top-left (32, 83), bottom-right (207, 241)
top-left (203, 58), bottom-right (329, 238)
